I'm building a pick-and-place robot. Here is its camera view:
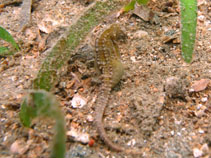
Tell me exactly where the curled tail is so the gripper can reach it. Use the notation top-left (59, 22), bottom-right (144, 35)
top-left (95, 83), bottom-right (143, 155)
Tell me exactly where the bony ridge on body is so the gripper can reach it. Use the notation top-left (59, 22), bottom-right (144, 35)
top-left (94, 23), bottom-right (143, 155)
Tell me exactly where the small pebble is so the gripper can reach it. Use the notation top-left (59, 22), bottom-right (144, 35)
top-left (130, 56), bottom-right (137, 62)
top-left (133, 30), bottom-right (149, 39)
top-left (10, 76), bottom-right (17, 81)
top-left (193, 148), bottom-right (203, 158)
top-left (164, 76), bottom-right (187, 98)
top-left (127, 139), bottom-right (136, 146)
top-left (177, 132), bottom-right (181, 136)
top-left (87, 115), bottom-right (94, 122)
top-left (201, 144), bottom-right (209, 154)
top-left (59, 81), bottom-right (66, 88)
top-left (198, 128), bottom-right (204, 134)
top-left (170, 131), bottom-right (174, 136)
top-left (201, 97), bottom-right (207, 102)
top-left (71, 94), bottom-right (87, 108)
top-left (67, 128), bottom-right (90, 144)
top-left (88, 139), bottom-right (95, 147)
top-left (195, 105), bottom-right (207, 117)
top-left (197, 104), bottom-right (203, 110)
top-left (10, 139), bottom-right (29, 154)
top-left (198, 15), bottom-right (205, 22)
top-left (194, 110), bottom-right (205, 118)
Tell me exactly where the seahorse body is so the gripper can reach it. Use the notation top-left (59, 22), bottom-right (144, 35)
top-left (94, 24), bottom-right (142, 155)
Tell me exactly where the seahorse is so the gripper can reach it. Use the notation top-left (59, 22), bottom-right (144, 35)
top-left (94, 23), bottom-right (142, 155)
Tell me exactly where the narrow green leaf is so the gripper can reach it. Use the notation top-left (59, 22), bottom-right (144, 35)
top-left (19, 97), bottom-right (37, 127)
top-left (123, 0), bottom-right (136, 12)
top-left (0, 46), bottom-right (9, 55)
top-left (180, 0), bottom-right (197, 63)
top-left (19, 90), bottom-right (66, 158)
top-left (0, 26), bottom-right (19, 50)
top-left (137, 0), bottom-right (149, 5)
top-left (0, 47), bottom-right (16, 56)
top-left (51, 119), bottom-right (66, 158)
